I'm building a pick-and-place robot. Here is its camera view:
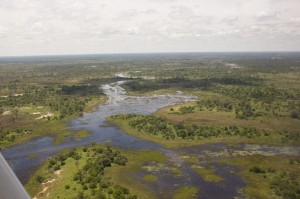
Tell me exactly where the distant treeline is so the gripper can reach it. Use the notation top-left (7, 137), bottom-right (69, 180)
top-left (0, 83), bottom-right (104, 119)
top-left (123, 76), bottom-right (262, 92)
top-left (123, 76), bottom-right (299, 119)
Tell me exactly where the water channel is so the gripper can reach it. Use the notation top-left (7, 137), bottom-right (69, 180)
top-left (2, 81), bottom-right (299, 199)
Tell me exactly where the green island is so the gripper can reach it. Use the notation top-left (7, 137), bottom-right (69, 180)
top-left (0, 53), bottom-right (300, 199)
top-left (26, 144), bottom-right (137, 199)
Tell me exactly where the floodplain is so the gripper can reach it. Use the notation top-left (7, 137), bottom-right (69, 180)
top-left (0, 52), bottom-right (299, 199)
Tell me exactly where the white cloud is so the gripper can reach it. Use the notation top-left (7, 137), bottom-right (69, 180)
top-left (290, 17), bottom-right (300, 22)
top-left (0, 27), bottom-right (8, 38)
top-left (221, 16), bottom-right (239, 25)
top-left (0, 0), bottom-right (299, 56)
top-left (255, 11), bottom-right (278, 21)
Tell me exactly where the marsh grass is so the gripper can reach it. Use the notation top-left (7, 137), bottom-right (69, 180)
top-left (172, 186), bottom-right (198, 199)
top-left (74, 130), bottom-right (89, 140)
top-left (142, 174), bottom-right (158, 182)
top-left (104, 149), bottom-right (166, 199)
top-left (220, 155), bottom-right (300, 199)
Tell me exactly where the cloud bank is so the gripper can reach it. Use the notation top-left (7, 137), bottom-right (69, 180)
top-left (0, 0), bottom-right (299, 56)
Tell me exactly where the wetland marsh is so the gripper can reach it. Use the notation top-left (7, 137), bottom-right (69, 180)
top-left (1, 53), bottom-right (300, 199)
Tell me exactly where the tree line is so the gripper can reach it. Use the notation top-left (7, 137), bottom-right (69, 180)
top-left (111, 114), bottom-right (269, 140)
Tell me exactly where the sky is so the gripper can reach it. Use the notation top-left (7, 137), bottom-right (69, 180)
top-left (0, 0), bottom-right (300, 56)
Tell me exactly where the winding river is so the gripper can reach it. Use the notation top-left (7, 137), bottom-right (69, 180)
top-left (2, 81), bottom-right (299, 199)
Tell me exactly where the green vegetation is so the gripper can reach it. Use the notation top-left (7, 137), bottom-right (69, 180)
top-left (172, 186), bottom-right (198, 199)
top-left (109, 114), bottom-right (298, 146)
top-left (119, 53), bottom-right (300, 146)
top-left (193, 167), bottom-right (223, 182)
top-left (26, 153), bottom-right (39, 158)
top-left (142, 174), bottom-right (158, 182)
top-left (26, 144), bottom-right (168, 199)
top-left (111, 114), bottom-right (267, 140)
top-left (0, 56), bottom-right (112, 149)
top-left (74, 130), bottom-right (89, 140)
top-left (221, 155), bottom-right (300, 199)
top-left (182, 154), bottom-right (223, 182)
top-left (26, 144), bottom-right (138, 199)
top-left (104, 150), bottom-right (166, 199)
top-left (124, 76), bottom-right (299, 120)
top-left (157, 104), bottom-right (300, 143)
top-left (1, 53), bottom-right (300, 199)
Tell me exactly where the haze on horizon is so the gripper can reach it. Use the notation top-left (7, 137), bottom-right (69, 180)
top-left (0, 0), bottom-right (300, 56)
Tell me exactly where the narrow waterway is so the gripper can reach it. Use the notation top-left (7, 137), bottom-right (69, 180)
top-left (1, 81), bottom-right (299, 199)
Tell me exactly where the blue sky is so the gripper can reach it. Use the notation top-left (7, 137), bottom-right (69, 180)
top-left (0, 0), bottom-right (300, 56)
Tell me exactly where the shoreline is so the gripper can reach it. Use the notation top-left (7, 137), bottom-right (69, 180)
top-left (107, 116), bottom-right (300, 148)
top-left (0, 96), bottom-right (107, 151)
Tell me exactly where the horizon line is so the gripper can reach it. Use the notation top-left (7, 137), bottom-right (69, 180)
top-left (1, 50), bottom-right (300, 58)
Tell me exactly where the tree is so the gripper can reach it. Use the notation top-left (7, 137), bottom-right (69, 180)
top-left (0, 107), bottom-right (4, 115)
top-left (10, 107), bottom-right (19, 122)
top-left (290, 111), bottom-right (299, 119)
top-left (35, 175), bottom-right (45, 183)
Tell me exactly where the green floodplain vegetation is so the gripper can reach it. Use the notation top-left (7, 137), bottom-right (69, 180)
top-left (0, 53), bottom-right (300, 199)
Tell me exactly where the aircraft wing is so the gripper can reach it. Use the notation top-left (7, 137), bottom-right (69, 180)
top-left (0, 153), bottom-right (31, 199)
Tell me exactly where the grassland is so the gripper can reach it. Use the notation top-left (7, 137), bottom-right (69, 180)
top-left (0, 95), bottom-right (107, 149)
top-left (108, 114), bottom-right (299, 149)
top-left (107, 116), bottom-right (203, 148)
top-left (74, 130), bottom-right (89, 140)
top-left (104, 149), bottom-right (166, 199)
top-left (1, 53), bottom-right (300, 199)
top-left (104, 52), bottom-right (300, 199)
top-left (182, 154), bottom-right (223, 182)
top-left (142, 174), bottom-right (158, 182)
top-left (172, 186), bottom-right (198, 199)
top-left (220, 155), bottom-right (300, 199)
top-left (26, 145), bottom-right (166, 199)
top-left (156, 103), bottom-right (300, 133)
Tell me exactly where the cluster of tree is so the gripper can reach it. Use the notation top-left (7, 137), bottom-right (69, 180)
top-left (188, 96), bottom-right (297, 119)
top-left (249, 164), bottom-right (300, 199)
top-left (177, 99), bottom-right (260, 119)
top-left (228, 52), bottom-right (300, 73)
top-left (73, 145), bottom-right (127, 186)
top-left (0, 83), bottom-right (104, 120)
top-left (72, 145), bottom-right (132, 199)
top-left (249, 166), bottom-right (272, 174)
top-left (41, 145), bottom-right (135, 199)
top-left (123, 76), bottom-right (260, 93)
top-left (235, 101), bottom-right (263, 119)
top-left (249, 166), bottom-right (300, 199)
top-left (211, 85), bottom-right (294, 100)
top-left (279, 131), bottom-right (300, 144)
top-left (177, 106), bottom-right (195, 114)
top-left (123, 75), bottom-right (299, 119)
top-left (0, 55), bottom-right (122, 84)
top-left (49, 98), bottom-right (87, 119)
top-left (290, 111), bottom-right (299, 119)
top-left (47, 148), bottom-right (81, 171)
top-left (0, 128), bottom-right (32, 146)
top-left (270, 171), bottom-right (300, 199)
top-left (196, 99), bottom-right (234, 112)
top-left (117, 56), bottom-right (300, 119)
top-left (211, 84), bottom-right (299, 118)
top-left (111, 114), bottom-right (267, 140)
top-left (61, 84), bottom-right (102, 96)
